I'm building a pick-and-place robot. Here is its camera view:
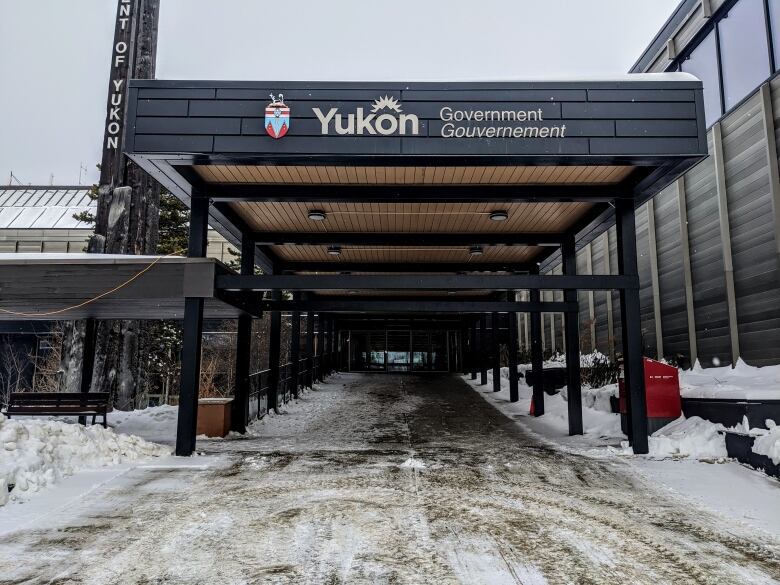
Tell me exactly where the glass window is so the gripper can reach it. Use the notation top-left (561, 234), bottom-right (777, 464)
top-left (769, 0), bottom-right (780, 69)
top-left (681, 30), bottom-right (722, 127)
top-left (718, 0), bottom-right (771, 110)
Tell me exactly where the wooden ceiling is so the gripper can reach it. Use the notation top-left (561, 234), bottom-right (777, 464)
top-left (273, 244), bottom-right (541, 264)
top-left (231, 201), bottom-right (592, 234)
top-left (196, 164), bottom-right (634, 185)
top-left (204, 163), bottom-right (621, 271)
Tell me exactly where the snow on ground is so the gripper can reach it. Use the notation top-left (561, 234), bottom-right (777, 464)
top-left (4, 372), bottom-right (780, 584)
top-left (466, 364), bottom-right (780, 539)
top-left (680, 358), bottom-right (780, 399)
top-left (0, 416), bottom-right (171, 506)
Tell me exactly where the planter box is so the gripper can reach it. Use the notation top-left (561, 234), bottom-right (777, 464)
top-left (197, 398), bottom-right (233, 438)
top-left (724, 431), bottom-right (780, 479)
top-left (525, 368), bottom-right (567, 395)
top-left (682, 399), bottom-right (780, 430)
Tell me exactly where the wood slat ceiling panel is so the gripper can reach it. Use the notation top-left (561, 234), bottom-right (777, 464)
top-left (195, 165), bottom-right (634, 185)
top-left (272, 245), bottom-right (542, 264)
top-left (312, 290), bottom-right (494, 297)
top-left (233, 201), bottom-right (592, 234)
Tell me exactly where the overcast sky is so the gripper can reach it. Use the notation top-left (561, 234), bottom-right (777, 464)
top-left (0, 0), bottom-right (679, 186)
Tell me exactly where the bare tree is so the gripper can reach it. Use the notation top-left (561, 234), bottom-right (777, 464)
top-left (0, 338), bottom-right (30, 408)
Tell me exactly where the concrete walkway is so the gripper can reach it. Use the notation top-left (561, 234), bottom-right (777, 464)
top-left (2, 373), bottom-right (779, 584)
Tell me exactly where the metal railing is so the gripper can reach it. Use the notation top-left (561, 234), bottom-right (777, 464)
top-left (246, 355), bottom-right (329, 422)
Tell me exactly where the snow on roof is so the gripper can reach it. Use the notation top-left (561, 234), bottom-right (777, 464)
top-left (0, 186), bottom-right (95, 230)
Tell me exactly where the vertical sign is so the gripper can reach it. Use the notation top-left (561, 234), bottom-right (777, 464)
top-left (99, 0), bottom-right (138, 188)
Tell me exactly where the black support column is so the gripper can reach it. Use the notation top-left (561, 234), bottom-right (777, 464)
top-left (562, 236), bottom-right (583, 436)
top-left (306, 311), bottom-right (315, 388)
top-left (460, 324), bottom-right (469, 375)
top-left (479, 314), bottom-right (488, 385)
top-left (175, 195), bottom-right (208, 457)
top-left (508, 308), bottom-right (520, 403)
top-left (78, 318), bottom-right (97, 426)
top-left (331, 318), bottom-right (338, 372)
top-left (267, 290), bottom-right (282, 414)
top-left (317, 313), bottom-right (324, 382)
top-left (290, 293), bottom-right (301, 399)
top-left (616, 199), bottom-right (649, 454)
top-left (469, 321), bottom-right (478, 380)
top-left (231, 235), bottom-right (254, 433)
top-left (530, 269), bottom-right (545, 417)
top-left (492, 312), bottom-right (501, 393)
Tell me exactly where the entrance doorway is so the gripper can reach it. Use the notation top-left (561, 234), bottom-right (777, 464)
top-left (348, 330), bottom-right (452, 372)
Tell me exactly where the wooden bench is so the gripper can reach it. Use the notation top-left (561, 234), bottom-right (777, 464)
top-left (5, 392), bottom-right (110, 427)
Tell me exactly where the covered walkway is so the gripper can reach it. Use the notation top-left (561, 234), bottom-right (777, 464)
top-left (3, 373), bottom-right (779, 584)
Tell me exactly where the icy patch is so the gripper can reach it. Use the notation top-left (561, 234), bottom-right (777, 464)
top-left (0, 417), bottom-right (171, 505)
top-left (399, 457), bottom-right (426, 470)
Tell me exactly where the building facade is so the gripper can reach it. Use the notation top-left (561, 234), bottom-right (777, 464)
top-left (538, 0), bottom-right (780, 368)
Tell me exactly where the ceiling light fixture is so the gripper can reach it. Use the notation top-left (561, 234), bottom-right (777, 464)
top-left (469, 245), bottom-right (484, 256)
top-left (327, 245), bottom-right (342, 256)
top-left (308, 210), bottom-right (327, 221)
top-left (489, 210), bottom-right (509, 221)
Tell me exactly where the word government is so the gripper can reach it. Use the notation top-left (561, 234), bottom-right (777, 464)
top-left (314, 95), bottom-right (419, 136)
top-left (439, 106), bottom-right (567, 139)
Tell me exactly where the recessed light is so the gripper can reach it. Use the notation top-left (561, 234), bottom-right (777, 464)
top-left (308, 210), bottom-right (327, 221)
top-left (489, 210), bottom-right (509, 221)
top-left (327, 245), bottom-right (342, 256)
top-left (469, 245), bottom-right (484, 256)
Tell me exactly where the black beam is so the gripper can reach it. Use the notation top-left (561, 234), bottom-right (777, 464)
top-left (306, 310), bottom-right (315, 389)
top-left (255, 232), bottom-right (565, 246)
top-left (207, 183), bottom-right (628, 203)
top-left (562, 236), bottom-right (583, 436)
top-left (256, 300), bottom-right (577, 313)
top-left (231, 234), bottom-right (255, 433)
top-left (616, 198), bottom-right (649, 454)
top-left (210, 202), bottom-right (278, 275)
top-left (216, 274), bottom-right (638, 292)
top-left (508, 309), bottom-right (520, 403)
top-left (290, 292), bottom-right (301, 399)
top-left (479, 315), bottom-right (488, 385)
top-left (214, 289), bottom-right (264, 318)
top-left (492, 312), bottom-right (501, 393)
top-left (267, 290), bottom-right (282, 413)
top-left (175, 195), bottom-right (209, 457)
top-left (281, 262), bottom-right (534, 274)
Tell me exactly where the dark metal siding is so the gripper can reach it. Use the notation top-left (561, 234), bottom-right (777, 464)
top-left (722, 93), bottom-right (780, 364)
top-left (653, 185), bottom-right (689, 360)
top-left (635, 204), bottom-right (658, 358)
top-left (680, 134), bottom-right (732, 366)
top-left (126, 79), bottom-right (706, 161)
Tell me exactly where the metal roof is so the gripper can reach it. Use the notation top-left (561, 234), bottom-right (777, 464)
top-left (0, 186), bottom-right (95, 229)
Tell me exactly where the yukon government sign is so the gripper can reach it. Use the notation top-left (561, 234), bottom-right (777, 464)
top-left (266, 94), bottom-right (567, 140)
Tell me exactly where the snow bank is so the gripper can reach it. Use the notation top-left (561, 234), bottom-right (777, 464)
top-left (0, 417), bottom-right (171, 505)
top-left (110, 404), bottom-right (178, 445)
top-left (680, 359), bottom-right (780, 400)
top-left (750, 420), bottom-right (780, 465)
top-left (626, 416), bottom-right (728, 460)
